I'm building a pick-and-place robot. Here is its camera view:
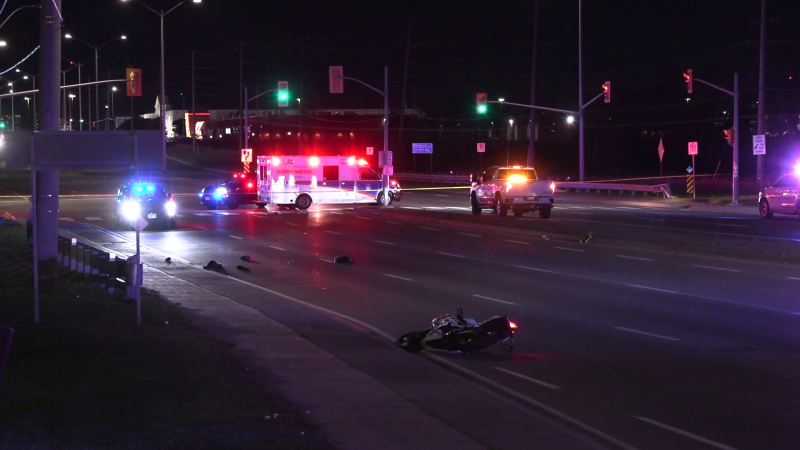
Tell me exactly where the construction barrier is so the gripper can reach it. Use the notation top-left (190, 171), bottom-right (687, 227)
top-left (57, 236), bottom-right (130, 298)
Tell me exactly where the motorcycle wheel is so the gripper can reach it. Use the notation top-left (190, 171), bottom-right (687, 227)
top-left (395, 331), bottom-right (426, 353)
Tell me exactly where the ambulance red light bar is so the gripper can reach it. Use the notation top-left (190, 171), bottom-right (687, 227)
top-left (358, 158), bottom-right (368, 166)
top-left (347, 156), bottom-right (356, 165)
top-left (271, 157), bottom-right (281, 166)
top-left (309, 156), bottom-right (320, 167)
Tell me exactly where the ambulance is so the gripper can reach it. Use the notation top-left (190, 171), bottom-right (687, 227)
top-left (256, 155), bottom-right (402, 209)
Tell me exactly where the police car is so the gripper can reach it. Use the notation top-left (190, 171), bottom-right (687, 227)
top-left (114, 182), bottom-right (177, 229)
top-left (199, 173), bottom-right (267, 210)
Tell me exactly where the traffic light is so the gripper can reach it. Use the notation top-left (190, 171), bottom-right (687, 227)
top-left (476, 93), bottom-right (487, 114)
top-left (602, 81), bottom-right (611, 103)
top-left (277, 81), bottom-right (289, 107)
top-left (0, 122), bottom-right (5, 129)
top-left (684, 69), bottom-right (693, 94)
top-left (329, 66), bottom-right (344, 94)
top-left (723, 128), bottom-right (734, 147)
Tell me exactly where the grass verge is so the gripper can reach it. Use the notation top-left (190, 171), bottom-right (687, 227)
top-left (0, 227), bottom-right (334, 449)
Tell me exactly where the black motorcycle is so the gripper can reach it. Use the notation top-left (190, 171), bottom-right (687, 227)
top-left (396, 307), bottom-right (517, 354)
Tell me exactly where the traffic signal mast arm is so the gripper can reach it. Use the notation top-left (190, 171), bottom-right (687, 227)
top-left (338, 75), bottom-right (386, 97)
top-left (690, 76), bottom-right (734, 96)
top-left (0, 78), bottom-right (129, 100)
top-left (246, 88), bottom-right (277, 104)
top-left (487, 91), bottom-right (604, 114)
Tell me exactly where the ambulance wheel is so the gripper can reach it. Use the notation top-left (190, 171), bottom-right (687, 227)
top-left (377, 191), bottom-right (393, 206)
top-left (296, 194), bottom-right (312, 210)
top-left (255, 202), bottom-right (267, 209)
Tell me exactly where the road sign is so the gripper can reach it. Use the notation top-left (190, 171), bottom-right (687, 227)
top-left (412, 143), bottom-right (433, 154)
top-left (753, 135), bottom-right (766, 155)
top-left (657, 138), bottom-right (664, 162)
top-left (241, 148), bottom-right (252, 163)
top-left (477, 143), bottom-right (486, 153)
top-left (379, 151), bottom-right (393, 167)
top-left (366, 147), bottom-right (374, 155)
top-left (688, 142), bottom-right (698, 155)
top-left (382, 165), bottom-right (393, 175)
top-left (686, 166), bottom-right (693, 173)
top-left (132, 215), bottom-right (149, 232)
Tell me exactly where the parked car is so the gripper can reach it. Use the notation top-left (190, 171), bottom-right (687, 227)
top-left (759, 171), bottom-right (800, 219)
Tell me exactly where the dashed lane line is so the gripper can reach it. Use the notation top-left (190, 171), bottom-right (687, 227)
top-left (268, 245), bottom-right (285, 251)
top-left (473, 294), bottom-right (517, 306)
top-left (459, 232), bottom-right (481, 237)
top-left (614, 327), bottom-right (680, 342)
top-left (616, 255), bottom-right (655, 262)
top-left (635, 417), bottom-right (737, 450)
top-left (386, 221), bottom-right (403, 225)
top-left (693, 265), bottom-right (742, 273)
top-left (85, 217), bottom-right (103, 221)
top-left (420, 226), bottom-right (439, 231)
top-left (375, 240), bottom-right (396, 246)
top-left (495, 367), bottom-right (560, 390)
top-left (355, 216), bottom-right (372, 220)
top-left (383, 274), bottom-right (413, 282)
top-left (437, 252), bottom-right (464, 258)
top-left (555, 246), bottom-right (585, 252)
top-left (228, 235), bottom-right (243, 240)
top-left (503, 239), bottom-right (528, 244)
top-left (325, 230), bottom-right (343, 235)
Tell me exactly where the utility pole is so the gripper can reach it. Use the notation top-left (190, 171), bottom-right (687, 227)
top-left (299, 36), bottom-right (307, 154)
top-left (238, 42), bottom-right (243, 151)
top-left (34, 0), bottom-right (62, 298)
top-left (528, 0), bottom-right (540, 167)
top-left (191, 50), bottom-right (196, 157)
top-left (398, 20), bottom-right (413, 168)
top-left (756, 0), bottom-right (766, 190)
top-left (578, 0), bottom-right (585, 181)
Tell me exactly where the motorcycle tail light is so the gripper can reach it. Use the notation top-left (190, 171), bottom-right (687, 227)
top-left (509, 321), bottom-right (518, 333)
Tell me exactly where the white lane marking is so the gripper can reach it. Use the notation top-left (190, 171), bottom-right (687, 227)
top-left (714, 223), bottom-right (748, 228)
top-left (503, 239), bottom-right (528, 244)
top-left (614, 327), bottom-right (680, 342)
top-left (402, 206), bottom-right (423, 210)
top-left (386, 221), bottom-right (403, 225)
top-left (473, 294), bottom-right (517, 306)
top-left (616, 255), bottom-right (655, 262)
top-left (434, 194), bottom-right (449, 197)
top-left (555, 246), bottom-right (585, 252)
top-left (269, 245), bottom-right (285, 251)
top-left (459, 232), bottom-right (481, 237)
top-left (589, 206), bottom-right (616, 210)
top-left (176, 214), bottom-right (185, 218)
top-left (228, 235), bottom-right (243, 240)
top-left (635, 417), bottom-right (737, 450)
top-left (218, 212), bottom-right (239, 216)
top-left (384, 274), bottom-right (413, 282)
top-left (286, 222), bottom-right (299, 226)
top-left (420, 226), bottom-right (439, 231)
top-left (437, 252), bottom-right (465, 258)
top-left (375, 240), bottom-right (396, 246)
top-left (85, 217), bottom-right (103, 221)
top-left (318, 258), bottom-right (331, 263)
top-left (194, 212), bottom-right (213, 216)
top-left (789, 277), bottom-right (800, 281)
top-left (516, 265), bottom-right (558, 274)
top-left (495, 367), bottom-right (560, 390)
top-left (355, 216), bottom-right (372, 220)
top-left (330, 211), bottom-right (344, 215)
top-left (615, 206), bottom-right (639, 210)
top-left (59, 217), bottom-right (75, 221)
top-left (627, 284), bottom-right (680, 295)
top-left (693, 265), bottom-right (742, 273)
top-left (325, 230), bottom-right (342, 235)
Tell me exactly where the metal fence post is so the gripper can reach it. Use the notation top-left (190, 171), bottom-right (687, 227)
top-left (98, 251), bottom-right (109, 289)
top-left (70, 238), bottom-right (77, 271)
top-left (90, 249), bottom-right (99, 284)
top-left (108, 254), bottom-right (117, 295)
top-left (76, 243), bottom-right (84, 274)
top-left (83, 245), bottom-right (92, 279)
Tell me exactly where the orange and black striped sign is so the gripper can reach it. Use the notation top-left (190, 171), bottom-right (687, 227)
top-left (686, 173), bottom-right (694, 194)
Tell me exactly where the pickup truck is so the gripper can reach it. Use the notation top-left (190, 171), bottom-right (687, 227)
top-left (470, 165), bottom-right (555, 218)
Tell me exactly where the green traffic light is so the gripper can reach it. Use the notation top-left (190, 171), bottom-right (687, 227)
top-left (477, 104), bottom-right (487, 114)
top-left (0, 122), bottom-right (5, 128)
top-left (278, 91), bottom-right (289, 101)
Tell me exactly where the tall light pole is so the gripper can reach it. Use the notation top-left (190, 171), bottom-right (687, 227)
top-left (4, 75), bottom-right (30, 130)
top-left (64, 33), bottom-right (127, 131)
top-left (68, 93), bottom-right (75, 130)
top-left (16, 69), bottom-right (38, 130)
top-left (111, 86), bottom-right (117, 129)
top-left (24, 97), bottom-right (30, 129)
top-left (121, 0), bottom-right (202, 171)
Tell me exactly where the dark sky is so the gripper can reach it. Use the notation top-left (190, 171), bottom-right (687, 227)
top-left (1, 1), bottom-right (797, 118)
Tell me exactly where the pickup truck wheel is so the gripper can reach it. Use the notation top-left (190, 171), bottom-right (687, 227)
top-left (759, 200), bottom-right (772, 219)
top-left (539, 207), bottom-right (552, 219)
top-left (471, 195), bottom-right (482, 215)
top-left (496, 195), bottom-right (508, 217)
top-left (513, 209), bottom-right (524, 218)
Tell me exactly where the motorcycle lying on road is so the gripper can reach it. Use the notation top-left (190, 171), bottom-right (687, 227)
top-left (395, 307), bottom-right (517, 354)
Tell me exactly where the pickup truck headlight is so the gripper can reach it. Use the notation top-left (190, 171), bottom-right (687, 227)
top-left (165, 201), bottom-right (177, 217)
top-left (121, 201), bottom-right (141, 221)
top-left (550, 182), bottom-right (556, 193)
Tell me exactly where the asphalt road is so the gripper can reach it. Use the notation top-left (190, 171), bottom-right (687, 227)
top-left (3, 186), bottom-right (800, 449)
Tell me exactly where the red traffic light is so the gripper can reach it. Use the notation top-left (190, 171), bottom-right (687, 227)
top-left (683, 69), bottom-right (693, 94)
top-left (602, 81), bottom-right (611, 103)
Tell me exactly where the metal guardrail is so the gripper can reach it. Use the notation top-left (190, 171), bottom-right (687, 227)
top-left (56, 235), bottom-right (132, 296)
top-left (392, 173), bottom-right (671, 198)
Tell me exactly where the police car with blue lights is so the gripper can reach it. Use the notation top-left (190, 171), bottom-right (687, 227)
top-left (198, 172), bottom-right (266, 210)
top-left (114, 182), bottom-right (178, 229)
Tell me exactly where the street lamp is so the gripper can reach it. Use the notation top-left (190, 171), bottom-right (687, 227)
top-left (121, 0), bottom-right (202, 170)
top-left (65, 33), bottom-right (127, 130)
top-left (4, 75), bottom-right (30, 131)
top-left (507, 118), bottom-right (514, 166)
top-left (24, 97), bottom-right (30, 129)
top-left (111, 86), bottom-right (117, 129)
top-left (68, 94), bottom-right (76, 130)
top-left (566, 115), bottom-right (575, 124)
